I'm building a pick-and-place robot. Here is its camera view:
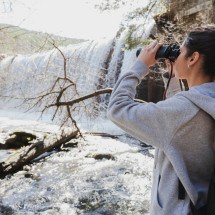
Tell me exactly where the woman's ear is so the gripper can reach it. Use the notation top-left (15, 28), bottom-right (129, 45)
top-left (189, 51), bottom-right (200, 66)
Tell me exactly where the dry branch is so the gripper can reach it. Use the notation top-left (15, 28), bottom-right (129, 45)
top-left (83, 132), bottom-right (122, 139)
top-left (46, 88), bottom-right (113, 107)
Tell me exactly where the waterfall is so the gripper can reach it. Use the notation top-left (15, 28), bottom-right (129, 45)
top-left (0, 39), bottom-right (113, 98)
top-left (0, 39), bottom-right (115, 122)
top-left (0, 21), bottom-right (156, 124)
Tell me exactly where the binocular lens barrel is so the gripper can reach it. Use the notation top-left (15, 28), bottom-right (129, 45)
top-left (136, 45), bottom-right (180, 62)
top-left (136, 48), bottom-right (142, 58)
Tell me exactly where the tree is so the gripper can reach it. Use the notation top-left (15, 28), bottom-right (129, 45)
top-left (23, 41), bottom-right (113, 137)
top-left (0, 128), bottom-right (78, 177)
top-left (0, 38), bottom-right (116, 176)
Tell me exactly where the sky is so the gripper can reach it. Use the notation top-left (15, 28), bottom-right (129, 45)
top-left (0, 0), bottom-right (125, 40)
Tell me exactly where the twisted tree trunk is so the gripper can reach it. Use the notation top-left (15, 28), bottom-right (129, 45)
top-left (0, 129), bottom-right (78, 178)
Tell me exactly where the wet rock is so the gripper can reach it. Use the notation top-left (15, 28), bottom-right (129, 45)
top-left (62, 140), bottom-right (78, 148)
top-left (86, 153), bottom-right (115, 160)
top-left (46, 187), bottom-right (52, 192)
top-left (63, 197), bottom-right (74, 204)
top-left (0, 131), bottom-right (37, 149)
top-left (37, 206), bottom-right (59, 213)
top-left (24, 173), bottom-right (33, 178)
top-left (77, 190), bottom-right (149, 214)
top-left (77, 196), bottom-right (104, 211)
top-left (24, 172), bottom-right (41, 181)
top-left (0, 203), bottom-right (14, 215)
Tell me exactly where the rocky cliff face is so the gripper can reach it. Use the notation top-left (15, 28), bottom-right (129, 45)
top-left (153, 0), bottom-right (215, 52)
top-left (169, 0), bottom-right (214, 24)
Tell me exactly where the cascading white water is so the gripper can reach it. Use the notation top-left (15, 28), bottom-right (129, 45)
top-left (0, 19), bottom-right (155, 125)
top-left (0, 39), bottom-right (114, 97)
top-left (0, 38), bottom-right (116, 123)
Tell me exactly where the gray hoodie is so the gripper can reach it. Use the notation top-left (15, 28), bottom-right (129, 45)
top-left (107, 60), bottom-right (215, 215)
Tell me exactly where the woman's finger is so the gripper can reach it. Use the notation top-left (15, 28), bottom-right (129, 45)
top-left (153, 43), bottom-right (161, 52)
top-left (151, 40), bottom-right (158, 48)
top-left (146, 41), bottom-right (157, 49)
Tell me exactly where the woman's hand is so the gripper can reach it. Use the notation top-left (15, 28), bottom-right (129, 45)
top-left (137, 41), bottom-right (161, 67)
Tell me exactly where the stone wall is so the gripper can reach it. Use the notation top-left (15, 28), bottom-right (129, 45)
top-left (167, 0), bottom-right (214, 25)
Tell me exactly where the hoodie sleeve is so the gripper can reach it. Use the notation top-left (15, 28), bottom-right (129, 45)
top-left (107, 60), bottom-right (198, 150)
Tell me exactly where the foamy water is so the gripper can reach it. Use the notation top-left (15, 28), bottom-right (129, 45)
top-left (0, 112), bottom-right (154, 215)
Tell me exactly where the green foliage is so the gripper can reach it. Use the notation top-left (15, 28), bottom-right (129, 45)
top-left (124, 25), bottom-right (154, 50)
top-left (124, 25), bottom-right (141, 50)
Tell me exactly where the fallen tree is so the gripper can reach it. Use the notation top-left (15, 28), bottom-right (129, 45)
top-left (0, 128), bottom-right (78, 177)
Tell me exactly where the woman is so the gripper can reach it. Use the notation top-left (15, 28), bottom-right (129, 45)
top-left (107, 26), bottom-right (215, 215)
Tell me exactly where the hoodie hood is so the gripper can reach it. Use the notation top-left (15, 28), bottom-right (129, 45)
top-left (180, 82), bottom-right (215, 119)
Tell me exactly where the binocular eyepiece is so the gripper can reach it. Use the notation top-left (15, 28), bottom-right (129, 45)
top-left (136, 44), bottom-right (180, 62)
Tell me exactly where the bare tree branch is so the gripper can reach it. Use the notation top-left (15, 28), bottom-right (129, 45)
top-left (46, 88), bottom-right (113, 108)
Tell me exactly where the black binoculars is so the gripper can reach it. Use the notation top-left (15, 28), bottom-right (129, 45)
top-left (136, 44), bottom-right (180, 62)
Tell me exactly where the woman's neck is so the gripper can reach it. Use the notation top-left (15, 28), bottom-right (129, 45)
top-left (187, 74), bottom-right (214, 88)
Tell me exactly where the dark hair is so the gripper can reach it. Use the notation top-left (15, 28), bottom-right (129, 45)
top-left (184, 25), bottom-right (215, 77)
